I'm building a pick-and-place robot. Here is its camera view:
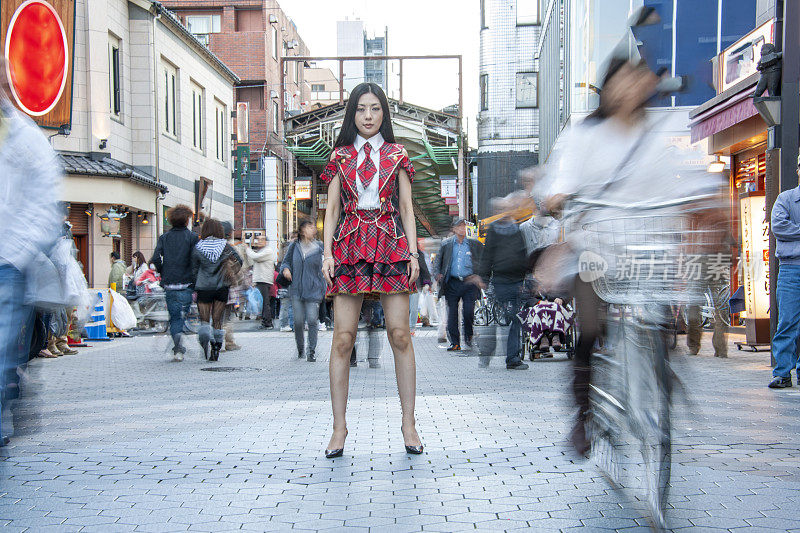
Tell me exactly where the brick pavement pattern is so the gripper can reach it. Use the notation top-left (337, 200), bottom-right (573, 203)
top-left (0, 325), bottom-right (798, 532)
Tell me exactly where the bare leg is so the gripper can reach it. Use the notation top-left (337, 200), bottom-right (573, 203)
top-left (328, 294), bottom-right (363, 451)
top-left (381, 292), bottom-right (421, 447)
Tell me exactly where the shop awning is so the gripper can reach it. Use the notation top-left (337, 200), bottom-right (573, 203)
top-left (689, 74), bottom-right (763, 144)
top-left (59, 153), bottom-right (168, 193)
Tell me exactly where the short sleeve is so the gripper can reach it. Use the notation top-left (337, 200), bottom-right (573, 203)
top-left (320, 154), bottom-right (339, 184)
top-left (398, 149), bottom-right (415, 182)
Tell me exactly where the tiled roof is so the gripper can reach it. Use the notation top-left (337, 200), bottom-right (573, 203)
top-left (58, 153), bottom-right (169, 193)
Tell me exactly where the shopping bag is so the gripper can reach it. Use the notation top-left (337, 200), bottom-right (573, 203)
top-left (24, 238), bottom-right (87, 311)
top-left (109, 290), bottom-right (137, 331)
top-left (246, 287), bottom-right (263, 316)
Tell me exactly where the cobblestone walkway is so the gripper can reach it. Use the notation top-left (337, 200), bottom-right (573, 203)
top-left (1, 325), bottom-right (798, 532)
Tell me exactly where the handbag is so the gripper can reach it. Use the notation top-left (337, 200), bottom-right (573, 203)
top-left (221, 250), bottom-right (242, 286)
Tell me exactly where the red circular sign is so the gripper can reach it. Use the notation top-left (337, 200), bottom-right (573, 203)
top-left (4, 0), bottom-right (68, 116)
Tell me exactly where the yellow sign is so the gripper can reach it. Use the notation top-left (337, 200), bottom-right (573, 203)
top-left (739, 193), bottom-right (769, 319)
top-left (295, 180), bottom-right (312, 200)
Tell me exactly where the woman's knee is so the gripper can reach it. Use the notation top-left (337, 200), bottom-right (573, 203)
top-left (387, 326), bottom-right (411, 352)
top-left (331, 330), bottom-right (357, 356)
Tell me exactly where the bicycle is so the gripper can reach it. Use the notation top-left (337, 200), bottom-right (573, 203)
top-left (579, 194), bottom-right (718, 530)
top-left (473, 286), bottom-right (511, 327)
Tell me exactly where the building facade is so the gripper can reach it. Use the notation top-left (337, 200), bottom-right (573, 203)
top-left (476, 0), bottom-right (541, 218)
top-left (48, 0), bottom-right (237, 288)
top-left (336, 19), bottom-right (389, 95)
top-left (163, 0), bottom-right (310, 246)
top-left (305, 67), bottom-right (348, 109)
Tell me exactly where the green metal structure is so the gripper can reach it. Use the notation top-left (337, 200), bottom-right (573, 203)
top-left (285, 99), bottom-right (463, 237)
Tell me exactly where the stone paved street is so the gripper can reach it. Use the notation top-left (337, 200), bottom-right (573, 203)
top-left (1, 323), bottom-right (799, 532)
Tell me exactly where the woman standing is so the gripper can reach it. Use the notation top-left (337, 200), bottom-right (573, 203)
top-left (321, 82), bottom-right (422, 458)
top-left (280, 219), bottom-right (325, 362)
top-left (126, 251), bottom-right (148, 286)
top-left (191, 218), bottom-right (242, 361)
top-left (247, 235), bottom-right (275, 329)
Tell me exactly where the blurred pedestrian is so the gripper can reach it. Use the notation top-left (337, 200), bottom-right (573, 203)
top-left (108, 251), bottom-right (126, 291)
top-left (434, 217), bottom-right (484, 351)
top-left (0, 60), bottom-right (64, 444)
top-left (247, 235), bottom-right (275, 329)
top-left (477, 198), bottom-right (529, 370)
top-left (280, 219), bottom-right (325, 361)
top-left (191, 219), bottom-right (242, 361)
top-left (222, 222), bottom-right (243, 351)
top-left (769, 155), bottom-right (800, 388)
top-left (408, 240), bottom-right (432, 336)
top-left (150, 205), bottom-right (199, 360)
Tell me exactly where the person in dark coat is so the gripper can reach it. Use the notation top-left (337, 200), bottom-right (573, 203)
top-left (476, 198), bottom-right (530, 370)
top-left (434, 217), bottom-right (484, 351)
top-left (150, 205), bottom-right (199, 359)
top-left (191, 218), bottom-right (242, 361)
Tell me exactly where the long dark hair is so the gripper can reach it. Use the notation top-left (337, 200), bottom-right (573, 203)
top-left (333, 83), bottom-right (396, 148)
top-left (133, 251), bottom-right (146, 269)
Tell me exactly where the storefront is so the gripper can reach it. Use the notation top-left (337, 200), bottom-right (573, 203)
top-left (689, 20), bottom-right (774, 344)
top-left (59, 154), bottom-right (168, 288)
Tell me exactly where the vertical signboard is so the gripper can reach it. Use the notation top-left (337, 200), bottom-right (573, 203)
top-left (739, 192), bottom-right (769, 319)
top-left (235, 101), bottom-right (249, 144)
top-left (1, 0), bottom-right (75, 127)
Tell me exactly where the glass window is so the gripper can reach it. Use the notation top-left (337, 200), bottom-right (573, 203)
top-left (515, 72), bottom-right (537, 108)
top-left (191, 82), bottom-right (204, 151)
top-left (108, 36), bottom-right (121, 116)
top-left (480, 0), bottom-right (487, 29)
top-left (186, 15), bottom-right (220, 34)
top-left (163, 62), bottom-right (177, 136)
top-left (517, 0), bottom-right (539, 25)
top-left (311, 83), bottom-right (325, 92)
top-left (480, 74), bottom-right (488, 111)
top-left (273, 100), bottom-right (279, 133)
top-left (675, 0), bottom-right (717, 106)
top-left (214, 100), bottom-right (226, 162)
top-left (272, 26), bottom-right (278, 60)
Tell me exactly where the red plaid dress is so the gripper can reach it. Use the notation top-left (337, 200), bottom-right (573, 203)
top-left (320, 142), bottom-right (416, 298)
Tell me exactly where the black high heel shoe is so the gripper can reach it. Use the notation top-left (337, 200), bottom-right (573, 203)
top-left (325, 429), bottom-right (348, 459)
top-left (402, 426), bottom-right (423, 454)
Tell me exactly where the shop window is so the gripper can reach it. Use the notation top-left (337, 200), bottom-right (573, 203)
top-left (735, 153), bottom-right (766, 193)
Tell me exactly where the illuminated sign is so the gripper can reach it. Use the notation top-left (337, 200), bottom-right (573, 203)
top-left (720, 20), bottom-right (775, 93)
top-left (295, 180), bottom-right (312, 200)
top-left (739, 192), bottom-right (769, 319)
top-left (2, 0), bottom-right (75, 127)
top-left (235, 102), bottom-right (249, 144)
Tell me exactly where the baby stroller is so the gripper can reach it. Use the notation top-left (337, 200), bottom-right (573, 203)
top-left (518, 279), bottom-right (576, 360)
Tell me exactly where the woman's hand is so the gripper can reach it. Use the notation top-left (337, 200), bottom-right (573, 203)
top-left (322, 257), bottom-right (335, 286)
top-left (283, 268), bottom-right (292, 282)
top-left (407, 256), bottom-right (420, 286)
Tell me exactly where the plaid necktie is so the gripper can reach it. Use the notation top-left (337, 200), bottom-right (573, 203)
top-left (358, 142), bottom-right (377, 188)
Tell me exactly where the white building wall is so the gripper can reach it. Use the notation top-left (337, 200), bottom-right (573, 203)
top-left (477, 0), bottom-right (540, 153)
top-left (337, 19), bottom-right (365, 94)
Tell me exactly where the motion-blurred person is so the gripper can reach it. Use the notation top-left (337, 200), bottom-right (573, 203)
top-left (247, 235), bottom-right (275, 329)
top-left (108, 251), bottom-right (126, 291)
top-left (222, 222), bottom-right (244, 351)
top-left (0, 59), bottom-right (64, 444)
top-left (434, 217), bottom-right (484, 351)
top-left (350, 300), bottom-right (383, 368)
top-left (408, 239), bottom-right (432, 336)
top-left (477, 198), bottom-right (529, 370)
top-left (150, 205), bottom-right (199, 360)
top-left (277, 234), bottom-right (296, 332)
top-left (543, 57), bottom-right (676, 455)
top-left (192, 219), bottom-right (242, 361)
top-left (769, 155), bottom-right (800, 388)
top-left (280, 219), bottom-right (325, 361)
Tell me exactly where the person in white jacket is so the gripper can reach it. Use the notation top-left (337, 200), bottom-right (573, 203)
top-left (246, 236), bottom-right (276, 328)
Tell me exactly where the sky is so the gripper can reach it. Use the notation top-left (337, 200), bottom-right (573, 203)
top-left (281, 0), bottom-right (480, 145)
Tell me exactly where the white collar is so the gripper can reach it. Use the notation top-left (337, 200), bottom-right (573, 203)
top-left (354, 132), bottom-right (384, 153)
